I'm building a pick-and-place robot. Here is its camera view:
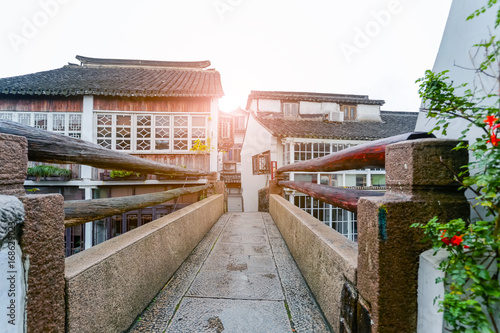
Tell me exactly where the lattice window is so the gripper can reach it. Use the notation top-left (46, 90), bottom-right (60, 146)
top-left (252, 151), bottom-right (271, 175)
top-left (19, 113), bottom-right (31, 126)
top-left (95, 113), bottom-right (207, 152)
top-left (53, 114), bottom-right (65, 132)
top-left (34, 114), bottom-right (47, 129)
top-left (0, 112), bottom-right (82, 138)
top-left (0, 113), bottom-right (12, 121)
top-left (191, 116), bottom-right (206, 147)
top-left (155, 115), bottom-right (170, 150)
top-left (173, 115), bottom-right (188, 151)
top-left (115, 115), bottom-right (131, 151)
top-left (97, 114), bottom-right (113, 150)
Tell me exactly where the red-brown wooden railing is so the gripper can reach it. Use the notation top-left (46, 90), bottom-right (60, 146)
top-left (276, 132), bottom-right (435, 211)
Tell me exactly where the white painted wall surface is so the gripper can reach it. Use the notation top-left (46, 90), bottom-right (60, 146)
top-left (418, 249), bottom-right (500, 332)
top-left (414, 0), bottom-right (499, 221)
top-left (356, 104), bottom-right (382, 122)
top-left (241, 112), bottom-right (274, 211)
top-left (257, 99), bottom-right (281, 112)
top-left (210, 98), bottom-right (219, 173)
top-left (417, 249), bottom-right (447, 333)
top-left (299, 101), bottom-right (322, 114)
top-left (415, 0), bottom-right (499, 142)
top-left (321, 102), bottom-right (338, 112)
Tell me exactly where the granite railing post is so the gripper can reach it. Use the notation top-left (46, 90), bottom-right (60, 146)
top-left (356, 139), bottom-right (469, 332)
top-left (0, 133), bottom-right (65, 332)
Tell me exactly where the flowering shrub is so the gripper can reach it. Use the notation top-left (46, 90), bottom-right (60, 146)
top-left (411, 2), bottom-right (500, 332)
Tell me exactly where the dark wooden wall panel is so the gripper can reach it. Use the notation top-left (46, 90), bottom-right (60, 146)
top-left (94, 96), bottom-right (211, 113)
top-left (0, 96), bottom-right (83, 112)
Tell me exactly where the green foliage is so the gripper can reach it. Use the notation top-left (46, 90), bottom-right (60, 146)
top-left (27, 165), bottom-right (72, 178)
top-left (110, 170), bottom-right (140, 178)
top-left (414, 3), bottom-right (500, 332)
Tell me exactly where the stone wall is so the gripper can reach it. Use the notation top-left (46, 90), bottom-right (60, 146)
top-left (0, 133), bottom-right (66, 332)
top-left (65, 194), bottom-right (224, 333)
top-left (269, 194), bottom-right (357, 331)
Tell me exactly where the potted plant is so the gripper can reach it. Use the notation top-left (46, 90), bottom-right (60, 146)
top-left (26, 165), bottom-right (72, 181)
top-left (101, 170), bottom-right (146, 181)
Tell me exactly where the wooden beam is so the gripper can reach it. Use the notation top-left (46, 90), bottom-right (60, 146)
top-left (64, 184), bottom-right (212, 227)
top-left (277, 132), bottom-right (434, 174)
top-left (0, 120), bottom-right (210, 177)
top-left (278, 181), bottom-right (384, 212)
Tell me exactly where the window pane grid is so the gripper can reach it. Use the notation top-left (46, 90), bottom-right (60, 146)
top-left (0, 112), bottom-right (82, 138)
top-left (95, 113), bottom-right (207, 153)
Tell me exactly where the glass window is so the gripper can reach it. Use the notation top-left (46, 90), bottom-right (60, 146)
top-left (342, 105), bottom-right (357, 120)
top-left (0, 112), bottom-right (82, 138)
top-left (94, 113), bottom-right (207, 153)
top-left (252, 151), bottom-right (271, 175)
top-left (283, 103), bottom-right (299, 117)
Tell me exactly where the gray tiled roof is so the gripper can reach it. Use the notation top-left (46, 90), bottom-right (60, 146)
top-left (246, 90), bottom-right (385, 109)
top-left (0, 57), bottom-right (224, 98)
top-left (254, 110), bottom-right (418, 140)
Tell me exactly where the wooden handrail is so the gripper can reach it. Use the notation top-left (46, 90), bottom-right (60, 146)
top-left (0, 120), bottom-right (211, 177)
top-left (276, 132), bottom-right (434, 174)
top-left (278, 181), bottom-right (383, 212)
top-left (64, 184), bottom-right (213, 227)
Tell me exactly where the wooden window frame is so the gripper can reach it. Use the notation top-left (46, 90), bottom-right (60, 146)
top-left (95, 112), bottom-right (208, 153)
top-left (342, 105), bottom-right (357, 120)
top-left (282, 102), bottom-right (299, 118)
top-left (252, 151), bottom-right (271, 175)
top-left (0, 111), bottom-right (82, 138)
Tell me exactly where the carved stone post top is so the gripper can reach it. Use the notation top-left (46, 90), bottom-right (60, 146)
top-left (385, 138), bottom-right (468, 189)
top-left (0, 134), bottom-right (28, 197)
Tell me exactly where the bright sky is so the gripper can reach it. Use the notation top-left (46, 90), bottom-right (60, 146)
top-left (0, 0), bottom-right (452, 112)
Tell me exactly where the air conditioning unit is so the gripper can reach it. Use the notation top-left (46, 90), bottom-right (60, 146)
top-left (328, 111), bottom-right (342, 122)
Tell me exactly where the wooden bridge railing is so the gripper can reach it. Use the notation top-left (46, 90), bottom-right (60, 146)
top-left (275, 132), bottom-right (435, 211)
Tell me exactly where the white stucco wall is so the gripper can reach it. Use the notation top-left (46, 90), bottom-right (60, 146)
top-left (415, 0), bottom-right (498, 141)
top-left (299, 101), bottom-right (322, 114)
top-left (356, 104), bottom-right (382, 121)
top-left (257, 99), bottom-right (281, 112)
top-left (241, 112), bottom-right (275, 212)
top-left (210, 98), bottom-right (219, 173)
top-left (414, 0), bottom-right (499, 221)
top-left (321, 102), bottom-right (338, 112)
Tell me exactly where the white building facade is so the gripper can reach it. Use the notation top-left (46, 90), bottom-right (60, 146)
top-left (242, 91), bottom-right (418, 240)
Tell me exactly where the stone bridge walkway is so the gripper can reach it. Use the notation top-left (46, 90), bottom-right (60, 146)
top-left (128, 212), bottom-right (331, 332)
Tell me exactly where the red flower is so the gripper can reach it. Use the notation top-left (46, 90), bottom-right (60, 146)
top-left (488, 133), bottom-right (500, 146)
top-left (450, 235), bottom-right (463, 246)
top-left (484, 115), bottom-right (499, 127)
top-left (440, 232), bottom-right (465, 247)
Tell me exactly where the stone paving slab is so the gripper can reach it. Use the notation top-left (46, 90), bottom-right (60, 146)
top-left (187, 270), bottom-right (284, 300)
top-left (202, 253), bottom-right (277, 273)
top-left (128, 212), bottom-right (331, 333)
top-left (210, 242), bottom-right (272, 257)
top-left (167, 298), bottom-right (292, 333)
